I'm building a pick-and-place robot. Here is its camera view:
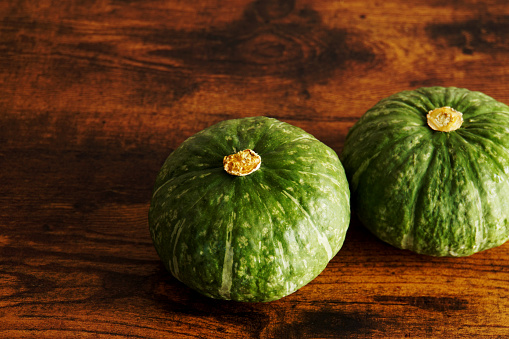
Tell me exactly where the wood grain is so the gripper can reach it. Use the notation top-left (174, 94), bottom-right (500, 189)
top-left (1, 0), bottom-right (509, 337)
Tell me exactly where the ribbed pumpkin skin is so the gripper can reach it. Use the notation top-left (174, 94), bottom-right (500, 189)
top-left (341, 87), bottom-right (509, 257)
top-left (149, 117), bottom-right (350, 301)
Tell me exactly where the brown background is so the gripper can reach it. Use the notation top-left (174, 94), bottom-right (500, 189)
top-left (1, 0), bottom-right (508, 338)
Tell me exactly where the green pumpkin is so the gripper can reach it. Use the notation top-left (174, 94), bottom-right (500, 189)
top-left (149, 116), bottom-right (350, 301)
top-left (341, 86), bottom-right (509, 257)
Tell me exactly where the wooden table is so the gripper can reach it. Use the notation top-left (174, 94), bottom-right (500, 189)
top-left (1, 0), bottom-right (508, 337)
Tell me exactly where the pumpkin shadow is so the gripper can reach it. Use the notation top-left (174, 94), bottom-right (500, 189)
top-left (149, 263), bottom-right (275, 336)
top-left (334, 213), bottom-right (450, 265)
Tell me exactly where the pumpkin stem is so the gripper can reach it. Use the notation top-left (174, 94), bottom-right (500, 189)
top-left (223, 149), bottom-right (261, 176)
top-left (426, 106), bottom-right (463, 132)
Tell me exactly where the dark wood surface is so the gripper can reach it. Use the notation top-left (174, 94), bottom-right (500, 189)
top-left (1, 0), bottom-right (509, 337)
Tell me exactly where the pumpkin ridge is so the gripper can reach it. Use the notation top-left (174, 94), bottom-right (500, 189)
top-left (242, 173), bottom-right (302, 302)
top-left (383, 137), bottom-right (433, 186)
top-left (345, 130), bottom-right (431, 188)
top-left (218, 188), bottom-right (238, 300)
top-left (233, 117), bottom-right (268, 152)
top-left (351, 113), bottom-right (425, 136)
top-left (149, 171), bottom-right (226, 234)
top-left (357, 136), bottom-right (435, 250)
top-left (454, 90), bottom-right (508, 115)
top-left (457, 130), bottom-right (509, 178)
top-left (382, 99), bottom-right (431, 119)
top-left (149, 172), bottom-right (238, 295)
top-left (151, 167), bottom-right (223, 198)
top-left (348, 150), bottom-right (380, 191)
top-left (168, 217), bottom-right (186, 280)
top-left (405, 88), bottom-right (443, 112)
top-left (176, 180), bottom-right (238, 290)
top-left (460, 122), bottom-right (509, 151)
top-left (344, 104), bottom-right (434, 151)
top-left (234, 120), bottom-right (251, 153)
top-left (442, 136), bottom-right (459, 254)
top-left (415, 87), bottom-right (455, 110)
top-left (281, 189), bottom-right (333, 260)
top-left (251, 118), bottom-right (279, 154)
top-left (443, 86), bottom-right (463, 108)
top-left (404, 143), bottom-right (437, 250)
top-left (349, 100), bottom-right (426, 131)
top-left (254, 184), bottom-right (291, 292)
top-left (411, 139), bottom-right (456, 255)
top-left (385, 100), bottom-right (425, 116)
top-left (266, 135), bottom-right (317, 154)
top-left (453, 91), bottom-right (486, 113)
top-left (463, 111), bottom-right (509, 123)
top-left (448, 135), bottom-right (487, 254)
top-left (191, 127), bottom-right (238, 158)
top-left (272, 168), bottom-right (344, 189)
top-left (249, 173), bottom-right (277, 252)
top-left (262, 167), bottom-right (337, 262)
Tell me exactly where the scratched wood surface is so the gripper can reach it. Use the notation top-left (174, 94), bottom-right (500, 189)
top-left (1, 0), bottom-right (509, 337)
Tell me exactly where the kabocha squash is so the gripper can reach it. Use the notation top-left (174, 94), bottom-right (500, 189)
top-left (149, 116), bottom-right (350, 301)
top-left (341, 87), bottom-right (509, 257)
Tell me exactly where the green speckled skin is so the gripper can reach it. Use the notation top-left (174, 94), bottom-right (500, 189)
top-left (149, 117), bottom-right (350, 301)
top-left (341, 87), bottom-right (509, 257)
